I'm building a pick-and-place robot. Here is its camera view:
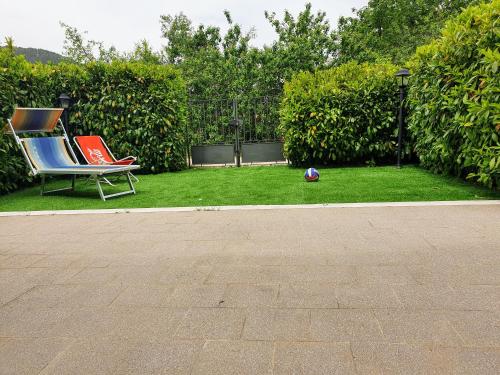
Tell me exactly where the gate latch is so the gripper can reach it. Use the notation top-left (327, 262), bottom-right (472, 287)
top-left (229, 118), bottom-right (241, 128)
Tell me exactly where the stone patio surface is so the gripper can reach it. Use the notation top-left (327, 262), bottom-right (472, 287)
top-left (0, 203), bottom-right (499, 374)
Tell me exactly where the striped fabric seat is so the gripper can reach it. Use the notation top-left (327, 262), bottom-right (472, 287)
top-left (22, 137), bottom-right (131, 173)
top-left (23, 137), bottom-right (76, 169)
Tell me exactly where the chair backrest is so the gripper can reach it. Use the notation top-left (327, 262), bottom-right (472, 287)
top-left (5, 108), bottom-right (64, 134)
top-left (74, 136), bottom-right (114, 165)
top-left (22, 137), bottom-right (77, 170)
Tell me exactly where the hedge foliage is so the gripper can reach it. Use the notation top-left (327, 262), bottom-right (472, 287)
top-left (407, 0), bottom-right (500, 188)
top-left (70, 62), bottom-right (187, 174)
top-left (279, 61), bottom-right (401, 166)
top-left (0, 49), bottom-right (187, 194)
top-left (0, 50), bottom-right (39, 193)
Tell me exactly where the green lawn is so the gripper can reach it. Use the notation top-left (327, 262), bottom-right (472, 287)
top-left (0, 165), bottom-right (498, 212)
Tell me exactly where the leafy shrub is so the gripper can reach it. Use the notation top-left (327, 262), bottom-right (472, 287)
top-left (0, 51), bottom-right (187, 194)
top-left (407, 0), bottom-right (500, 188)
top-left (0, 48), bottom-right (49, 193)
top-left (66, 61), bottom-right (187, 174)
top-left (279, 61), bottom-right (401, 166)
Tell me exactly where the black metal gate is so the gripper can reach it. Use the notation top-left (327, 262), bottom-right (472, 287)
top-left (187, 95), bottom-right (285, 166)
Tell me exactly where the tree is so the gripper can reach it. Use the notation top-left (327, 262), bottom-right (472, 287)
top-left (160, 13), bottom-right (221, 64)
top-left (160, 10), bottom-right (258, 98)
top-left (128, 40), bottom-right (164, 64)
top-left (60, 1), bottom-right (474, 98)
top-left (264, 2), bottom-right (337, 75)
top-left (60, 22), bottom-right (111, 63)
top-left (60, 23), bottom-right (162, 64)
top-left (4, 37), bottom-right (14, 55)
top-left (336, 0), bottom-right (477, 65)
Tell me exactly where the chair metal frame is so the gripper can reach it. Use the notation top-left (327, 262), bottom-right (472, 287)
top-left (6, 109), bottom-right (139, 201)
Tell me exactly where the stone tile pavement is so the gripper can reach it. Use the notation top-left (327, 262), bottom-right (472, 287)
top-left (0, 203), bottom-right (499, 374)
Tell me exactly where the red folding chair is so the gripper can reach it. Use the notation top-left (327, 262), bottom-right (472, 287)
top-left (74, 136), bottom-right (139, 182)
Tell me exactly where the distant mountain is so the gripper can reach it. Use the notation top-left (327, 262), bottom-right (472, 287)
top-left (13, 47), bottom-right (65, 64)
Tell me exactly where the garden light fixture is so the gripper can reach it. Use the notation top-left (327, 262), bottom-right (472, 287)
top-left (395, 68), bottom-right (410, 88)
top-left (57, 93), bottom-right (71, 109)
top-left (57, 93), bottom-right (72, 134)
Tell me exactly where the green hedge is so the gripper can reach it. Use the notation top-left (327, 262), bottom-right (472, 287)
top-left (68, 62), bottom-right (187, 174)
top-left (279, 61), bottom-right (401, 166)
top-left (407, 0), bottom-right (500, 188)
top-left (0, 50), bottom-right (43, 193)
top-left (0, 50), bottom-right (187, 194)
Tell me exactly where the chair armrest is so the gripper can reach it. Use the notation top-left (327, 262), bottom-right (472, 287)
top-left (116, 156), bottom-right (137, 162)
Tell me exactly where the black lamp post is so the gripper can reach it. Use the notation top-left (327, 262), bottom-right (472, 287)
top-left (230, 99), bottom-right (241, 167)
top-left (57, 93), bottom-right (72, 134)
top-left (395, 68), bottom-right (410, 168)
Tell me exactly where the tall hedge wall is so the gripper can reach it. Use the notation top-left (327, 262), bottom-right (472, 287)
top-left (407, 0), bottom-right (499, 188)
top-left (0, 49), bottom-right (187, 194)
top-left (279, 62), bottom-right (401, 166)
top-left (69, 62), bottom-right (187, 174)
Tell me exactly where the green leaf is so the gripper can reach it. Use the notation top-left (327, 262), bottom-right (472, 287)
top-left (492, 61), bottom-right (498, 74)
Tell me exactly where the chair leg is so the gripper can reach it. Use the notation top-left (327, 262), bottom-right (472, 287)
top-left (127, 172), bottom-right (136, 194)
top-left (129, 172), bottom-right (139, 183)
top-left (86, 175), bottom-right (114, 186)
top-left (95, 173), bottom-right (136, 201)
top-left (40, 175), bottom-right (75, 196)
top-left (40, 175), bottom-right (46, 196)
top-left (101, 177), bottom-right (115, 186)
top-left (95, 177), bottom-right (106, 201)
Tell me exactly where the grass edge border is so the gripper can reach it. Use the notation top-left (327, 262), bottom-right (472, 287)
top-left (1, 200), bottom-right (499, 217)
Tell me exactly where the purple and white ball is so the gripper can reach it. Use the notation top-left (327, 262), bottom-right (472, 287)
top-left (304, 168), bottom-right (319, 182)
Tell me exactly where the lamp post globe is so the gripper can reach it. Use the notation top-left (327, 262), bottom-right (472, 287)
top-left (57, 93), bottom-right (71, 109)
top-left (395, 68), bottom-right (410, 88)
top-left (57, 93), bottom-right (72, 134)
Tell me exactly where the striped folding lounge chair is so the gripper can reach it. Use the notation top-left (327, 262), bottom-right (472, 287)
top-left (73, 135), bottom-right (139, 182)
top-left (4, 108), bottom-right (140, 201)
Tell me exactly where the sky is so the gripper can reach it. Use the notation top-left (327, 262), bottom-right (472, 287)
top-left (0, 0), bottom-right (368, 55)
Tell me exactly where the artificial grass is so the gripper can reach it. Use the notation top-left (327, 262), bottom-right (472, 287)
top-left (0, 165), bottom-right (498, 212)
